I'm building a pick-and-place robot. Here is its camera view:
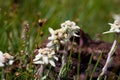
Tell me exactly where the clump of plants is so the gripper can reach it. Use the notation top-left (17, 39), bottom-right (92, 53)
top-left (0, 15), bottom-right (120, 80)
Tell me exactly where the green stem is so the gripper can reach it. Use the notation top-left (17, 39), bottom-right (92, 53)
top-left (85, 53), bottom-right (94, 79)
top-left (58, 42), bottom-right (68, 79)
top-left (90, 52), bottom-right (102, 80)
top-left (62, 42), bottom-right (68, 66)
top-left (2, 67), bottom-right (5, 80)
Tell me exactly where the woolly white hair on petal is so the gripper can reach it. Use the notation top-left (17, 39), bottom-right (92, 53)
top-left (47, 41), bottom-right (53, 47)
top-left (49, 27), bottom-right (54, 35)
top-left (53, 56), bottom-right (58, 61)
top-left (33, 53), bottom-right (42, 61)
top-left (0, 62), bottom-right (4, 67)
top-left (33, 61), bottom-right (44, 64)
top-left (43, 56), bottom-right (49, 64)
top-left (49, 60), bottom-right (55, 67)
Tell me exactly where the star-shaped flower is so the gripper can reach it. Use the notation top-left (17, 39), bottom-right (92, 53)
top-left (61, 20), bottom-right (80, 37)
top-left (47, 27), bottom-right (69, 51)
top-left (0, 51), bottom-right (14, 67)
top-left (33, 48), bottom-right (58, 67)
top-left (103, 15), bottom-right (120, 34)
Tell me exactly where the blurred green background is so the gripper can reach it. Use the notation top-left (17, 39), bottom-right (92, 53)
top-left (0, 0), bottom-right (120, 52)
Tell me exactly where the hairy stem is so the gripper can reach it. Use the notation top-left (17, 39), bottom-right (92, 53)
top-left (36, 65), bottom-right (44, 79)
top-left (97, 34), bottom-right (119, 80)
top-left (62, 42), bottom-right (68, 66)
top-left (2, 67), bottom-right (5, 80)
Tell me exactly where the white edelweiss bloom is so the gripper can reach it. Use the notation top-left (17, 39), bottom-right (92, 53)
top-left (61, 20), bottom-right (76, 28)
top-left (47, 27), bottom-right (68, 50)
top-left (61, 20), bottom-right (80, 29)
top-left (33, 48), bottom-right (58, 67)
top-left (0, 51), bottom-right (14, 67)
top-left (61, 20), bottom-right (80, 37)
top-left (103, 15), bottom-right (120, 34)
top-left (47, 21), bottom-right (80, 51)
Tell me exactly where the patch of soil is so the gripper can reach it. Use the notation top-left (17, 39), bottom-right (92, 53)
top-left (41, 29), bottom-right (120, 80)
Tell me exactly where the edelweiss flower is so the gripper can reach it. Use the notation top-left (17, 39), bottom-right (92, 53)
top-left (0, 51), bottom-right (14, 67)
top-left (47, 27), bottom-right (70, 50)
top-left (61, 20), bottom-right (80, 37)
top-left (103, 15), bottom-right (120, 34)
top-left (47, 20), bottom-right (80, 51)
top-left (33, 48), bottom-right (58, 67)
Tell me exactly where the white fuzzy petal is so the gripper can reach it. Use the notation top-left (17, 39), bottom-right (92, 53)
top-left (75, 26), bottom-right (80, 29)
top-left (49, 60), bottom-right (55, 67)
top-left (73, 32), bottom-right (79, 37)
top-left (43, 56), bottom-right (49, 64)
top-left (108, 23), bottom-right (113, 26)
top-left (33, 60), bottom-right (44, 64)
top-left (0, 51), bottom-right (3, 55)
top-left (49, 27), bottom-right (54, 35)
top-left (47, 41), bottom-right (53, 47)
top-left (9, 60), bottom-right (14, 65)
top-left (0, 62), bottom-right (4, 67)
top-left (33, 53), bottom-right (42, 61)
top-left (53, 56), bottom-right (58, 61)
top-left (48, 35), bottom-right (54, 40)
top-left (103, 31), bottom-right (115, 34)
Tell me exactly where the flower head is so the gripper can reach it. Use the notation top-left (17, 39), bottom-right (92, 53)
top-left (47, 27), bottom-right (70, 50)
top-left (47, 20), bottom-right (80, 51)
top-left (103, 15), bottom-right (120, 34)
top-left (61, 20), bottom-right (80, 37)
top-left (0, 51), bottom-right (14, 67)
top-left (33, 48), bottom-right (58, 67)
